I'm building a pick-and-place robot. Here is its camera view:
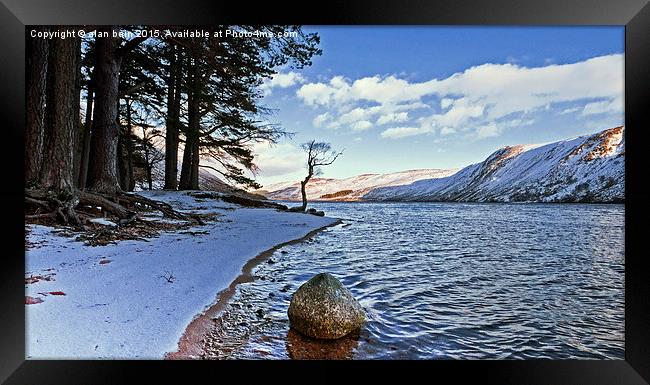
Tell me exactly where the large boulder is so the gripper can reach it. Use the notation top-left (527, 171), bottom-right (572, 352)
top-left (288, 273), bottom-right (366, 339)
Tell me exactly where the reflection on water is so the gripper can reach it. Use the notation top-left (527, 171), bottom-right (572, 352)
top-left (202, 202), bottom-right (625, 359)
top-left (286, 328), bottom-right (359, 360)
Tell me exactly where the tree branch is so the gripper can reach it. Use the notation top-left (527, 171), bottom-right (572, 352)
top-left (116, 36), bottom-right (148, 58)
top-left (314, 150), bottom-right (344, 166)
top-left (198, 164), bottom-right (225, 175)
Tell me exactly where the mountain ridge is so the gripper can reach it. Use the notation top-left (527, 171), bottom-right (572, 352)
top-left (260, 126), bottom-right (624, 203)
top-left (257, 168), bottom-right (459, 202)
top-left (364, 126), bottom-right (624, 203)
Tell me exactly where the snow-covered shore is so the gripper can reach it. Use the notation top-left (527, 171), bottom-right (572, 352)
top-left (25, 190), bottom-right (338, 359)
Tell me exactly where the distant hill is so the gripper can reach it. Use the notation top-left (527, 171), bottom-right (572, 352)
top-left (134, 145), bottom-right (265, 200)
top-left (364, 126), bottom-right (624, 203)
top-left (257, 169), bottom-right (459, 202)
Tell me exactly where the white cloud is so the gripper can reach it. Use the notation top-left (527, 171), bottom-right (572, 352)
top-left (351, 120), bottom-right (373, 131)
top-left (476, 123), bottom-right (501, 138)
top-left (472, 118), bottom-right (534, 139)
top-left (440, 127), bottom-right (456, 135)
top-left (434, 55), bottom-right (623, 121)
top-left (508, 118), bottom-right (535, 127)
top-left (440, 98), bottom-right (454, 109)
top-left (272, 72), bottom-right (306, 88)
top-left (560, 106), bottom-right (582, 115)
top-left (381, 126), bottom-right (433, 139)
top-left (296, 75), bottom-right (348, 106)
top-left (582, 96), bottom-right (623, 116)
top-left (377, 112), bottom-right (409, 125)
top-left (261, 72), bottom-right (306, 96)
top-left (428, 98), bottom-right (485, 128)
top-left (313, 104), bottom-right (425, 130)
top-left (253, 142), bottom-right (304, 177)
top-left (297, 54), bottom-right (624, 139)
top-left (338, 107), bottom-right (373, 125)
top-left (297, 74), bottom-right (435, 107)
top-left (313, 112), bottom-right (330, 128)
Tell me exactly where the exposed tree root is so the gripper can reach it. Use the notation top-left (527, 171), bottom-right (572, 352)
top-left (25, 212), bottom-right (57, 220)
top-left (25, 188), bottom-right (81, 227)
top-left (116, 193), bottom-right (204, 225)
top-left (73, 218), bottom-right (195, 246)
top-left (25, 188), bottom-right (203, 228)
top-left (25, 196), bottom-right (50, 209)
top-left (219, 194), bottom-right (288, 211)
top-left (78, 190), bottom-right (137, 226)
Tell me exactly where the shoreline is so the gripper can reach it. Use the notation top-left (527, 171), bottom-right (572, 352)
top-left (273, 199), bottom-right (625, 205)
top-left (25, 190), bottom-right (340, 359)
top-left (165, 218), bottom-right (342, 359)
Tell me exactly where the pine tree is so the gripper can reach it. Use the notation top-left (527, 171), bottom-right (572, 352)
top-left (38, 33), bottom-right (81, 224)
top-left (25, 27), bottom-right (49, 187)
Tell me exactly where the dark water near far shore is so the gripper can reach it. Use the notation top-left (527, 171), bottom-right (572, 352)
top-left (204, 202), bottom-right (625, 359)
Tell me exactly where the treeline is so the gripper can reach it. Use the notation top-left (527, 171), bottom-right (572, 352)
top-left (25, 25), bottom-right (320, 225)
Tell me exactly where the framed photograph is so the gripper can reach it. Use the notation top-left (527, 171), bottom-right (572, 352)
top-left (2, 0), bottom-right (649, 383)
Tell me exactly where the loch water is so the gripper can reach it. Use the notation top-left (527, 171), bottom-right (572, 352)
top-left (208, 202), bottom-right (625, 359)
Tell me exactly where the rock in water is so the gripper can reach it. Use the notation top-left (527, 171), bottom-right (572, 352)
top-left (305, 208), bottom-right (325, 216)
top-left (288, 273), bottom-right (366, 339)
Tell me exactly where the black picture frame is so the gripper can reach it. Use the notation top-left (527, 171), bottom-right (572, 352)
top-left (1, 0), bottom-right (648, 383)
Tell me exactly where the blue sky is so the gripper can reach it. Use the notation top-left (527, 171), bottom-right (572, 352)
top-left (252, 26), bottom-right (624, 186)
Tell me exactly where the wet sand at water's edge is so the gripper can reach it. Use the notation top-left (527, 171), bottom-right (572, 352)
top-left (165, 219), bottom-right (342, 359)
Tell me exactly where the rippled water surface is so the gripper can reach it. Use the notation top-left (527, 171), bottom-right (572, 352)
top-left (207, 202), bottom-right (624, 359)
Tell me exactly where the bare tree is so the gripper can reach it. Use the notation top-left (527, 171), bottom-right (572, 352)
top-left (139, 126), bottom-right (165, 190)
top-left (296, 140), bottom-right (342, 211)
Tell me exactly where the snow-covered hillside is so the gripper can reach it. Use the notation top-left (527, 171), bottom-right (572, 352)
top-left (134, 144), bottom-right (263, 199)
top-left (364, 126), bottom-right (624, 203)
top-left (258, 169), bottom-right (459, 202)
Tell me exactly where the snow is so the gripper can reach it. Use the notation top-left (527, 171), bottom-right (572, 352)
top-left (89, 217), bottom-right (117, 227)
top-left (261, 127), bottom-right (624, 204)
top-left (25, 190), bottom-right (338, 359)
top-left (260, 168), bottom-right (459, 201)
top-left (131, 134), bottom-right (243, 194)
top-left (364, 126), bottom-right (625, 203)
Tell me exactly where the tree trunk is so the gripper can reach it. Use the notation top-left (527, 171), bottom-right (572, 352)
top-left (39, 34), bottom-right (81, 224)
top-left (25, 28), bottom-right (49, 187)
top-left (72, 39), bottom-right (83, 188)
top-left (189, 62), bottom-right (201, 190)
top-left (147, 160), bottom-right (153, 190)
top-left (300, 181), bottom-right (308, 211)
top-left (88, 27), bottom-right (122, 194)
top-left (125, 102), bottom-right (135, 191)
top-left (142, 129), bottom-right (154, 190)
top-left (164, 45), bottom-right (181, 190)
top-left (40, 36), bottom-right (78, 191)
top-left (300, 167), bottom-right (313, 211)
top-left (118, 99), bottom-right (135, 191)
top-left (179, 57), bottom-right (200, 190)
top-left (117, 129), bottom-right (127, 189)
top-left (190, 127), bottom-right (200, 190)
top-left (78, 84), bottom-right (94, 189)
top-left (179, 121), bottom-right (199, 190)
